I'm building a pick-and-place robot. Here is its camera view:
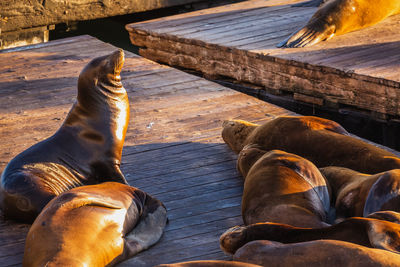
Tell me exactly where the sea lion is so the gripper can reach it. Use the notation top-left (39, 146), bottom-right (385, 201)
top-left (0, 50), bottom-right (130, 223)
top-left (320, 167), bottom-right (400, 220)
top-left (220, 215), bottom-right (400, 255)
top-left (222, 116), bottom-right (400, 174)
top-left (238, 148), bottom-right (331, 227)
top-left (234, 239), bottom-right (400, 267)
top-left (23, 182), bottom-right (167, 267)
top-left (157, 260), bottom-right (261, 267)
top-left (368, 210), bottom-right (400, 224)
top-left (278, 0), bottom-right (400, 47)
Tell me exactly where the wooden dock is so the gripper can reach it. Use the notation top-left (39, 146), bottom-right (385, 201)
top-left (0, 35), bottom-right (294, 266)
top-left (0, 0), bottom-right (208, 33)
top-left (126, 0), bottom-right (400, 122)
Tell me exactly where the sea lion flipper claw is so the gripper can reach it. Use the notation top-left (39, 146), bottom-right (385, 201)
top-left (278, 23), bottom-right (335, 48)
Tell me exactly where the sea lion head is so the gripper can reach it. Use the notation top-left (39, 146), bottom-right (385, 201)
top-left (237, 145), bottom-right (266, 178)
top-left (77, 49), bottom-right (125, 99)
top-left (220, 225), bottom-right (248, 255)
top-left (222, 120), bottom-right (259, 154)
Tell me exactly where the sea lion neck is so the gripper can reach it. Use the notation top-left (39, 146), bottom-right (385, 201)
top-left (76, 50), bottom-right (126, 106)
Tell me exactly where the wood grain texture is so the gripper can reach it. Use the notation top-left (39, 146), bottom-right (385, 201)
top-left (0, 0), bottom-right (210, 33)
top-left (0, 35), bottom-right (295, 266)
top-left (126, 0), bottom-right (400, 121)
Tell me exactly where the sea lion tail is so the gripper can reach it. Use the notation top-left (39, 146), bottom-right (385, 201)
top-left (123, 194), bottom-right (167, 257)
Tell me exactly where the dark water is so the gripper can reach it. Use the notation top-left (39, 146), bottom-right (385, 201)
top-left (50, 1), bottom-right (242, 54)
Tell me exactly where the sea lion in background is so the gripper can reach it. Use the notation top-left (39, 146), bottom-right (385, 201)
top-left (278, 0), bottom-right (400, 48)
top-left (23, 182), bottom-right (167, 267)
top-left (238, 149), bottom-right (331, 227)
top-left (233, 239), bottom-right (400, 267)
top-left (157, 260), bottom-right (261, 267)
top-left (220, 214), bottom-right (400, 255)
top-left (320, 167), bottom-right (400, 221)
top-left (222, 116), bottom-right (400, 174)
top-left (0, 50), bottom-right (130, 223)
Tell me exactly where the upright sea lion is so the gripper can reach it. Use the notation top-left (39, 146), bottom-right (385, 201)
top-left (320, 167), bottom-right (400, 220)
top-left (0, 50), bottom-right (130, 222)
top-left (234, 239), bottom-right (400, 267)
top-left (222, 116), bottom-right (400, 174)
top-left (220, 215), bottom-right (400, 255)
top-left (23, 182), bottom-right (167, 267)
top-left (238, 149), bottom-right (331, 227)
top-left (278, 0), bottom-right (400, 47)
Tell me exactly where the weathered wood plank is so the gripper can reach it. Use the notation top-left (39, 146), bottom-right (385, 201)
top-left (126, 0), bottom-right (400, 121)
top-left (0, 35), bottom-right (294, 266)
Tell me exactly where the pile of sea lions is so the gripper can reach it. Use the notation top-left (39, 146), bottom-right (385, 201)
top-left (0, 50), bottom-right (167, 266)
top-left (217, 116), bottom-right (400, 266)
top-left (2, 5), bottom-right (400, 262)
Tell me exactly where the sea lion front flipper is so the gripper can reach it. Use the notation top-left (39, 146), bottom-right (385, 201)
top-left (123, 194), bottom-right (167, 257)
top-left (277, 21), bottom-right (335, 48)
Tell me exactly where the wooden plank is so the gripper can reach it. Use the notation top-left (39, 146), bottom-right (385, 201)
top-left (0, 0), bottom-right (207, 33)
top-left (126, 0), bottom-right (400, 121)
top-left (0, 35), bottom-right (294, 266)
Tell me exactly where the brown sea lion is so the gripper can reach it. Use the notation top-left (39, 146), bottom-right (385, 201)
top-left (23, 182), bottom-right (167, 267)
top-left (234, 239), bottom-right (400, 267)
top-left (278, 0), bottom-right (400, 47)
top-left (222, 116), bottom-right (400, 174)
top-left (238, 149), bottom-right (331, 227)
top-left (220, 215), bottom-right (400, 255)
top-left (320, 167), bottom-right (400, 220)
top-left (157, 260), bottom-right (261, 267)
top-left (0, 50), bottom-right (130, 223)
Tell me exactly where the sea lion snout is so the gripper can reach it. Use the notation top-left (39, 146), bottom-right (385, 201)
top-left (220, 226), bottom-right (247, 255)
top-left (107, 49), bottom-right (124, 75)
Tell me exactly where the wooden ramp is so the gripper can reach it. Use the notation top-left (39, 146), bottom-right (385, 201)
top-left (0, 35), bottom-right (294, 266)
top-left (126, 0), bottom-right (400, 122)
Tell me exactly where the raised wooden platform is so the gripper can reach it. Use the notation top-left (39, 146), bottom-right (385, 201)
top-left (126, 0), bottom-right (400, 122)
top-left (0, 0), bottom-right (209, 33)
top-left (0, 35), bottom-right (294, 266)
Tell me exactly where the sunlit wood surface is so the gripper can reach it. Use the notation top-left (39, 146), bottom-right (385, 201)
top-left (0, 35), bottom-right (295, 266)
top-left (127, 0), bottom-right (400, 120)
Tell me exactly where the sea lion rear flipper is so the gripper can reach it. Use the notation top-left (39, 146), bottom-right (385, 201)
top-left (123, 195), bottom-right (167, 257)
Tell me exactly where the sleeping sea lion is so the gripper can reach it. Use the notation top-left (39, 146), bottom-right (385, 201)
top-left (278, 0), bottom-right (400, 47)
top-left (220, 214), bottom-right (400, 255)
top-left (0, 50), bottom-right (130, 222)
top-left (222, 116), bottom-right (400, 174)
top-left (238, 148), bottom-right (331, 227)
top-left (23, 182), bottom-right (167, 267)
top-left (320, 167), bottom-right (400, 220)
top-left (234, 239), bottom-right (400, 267)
